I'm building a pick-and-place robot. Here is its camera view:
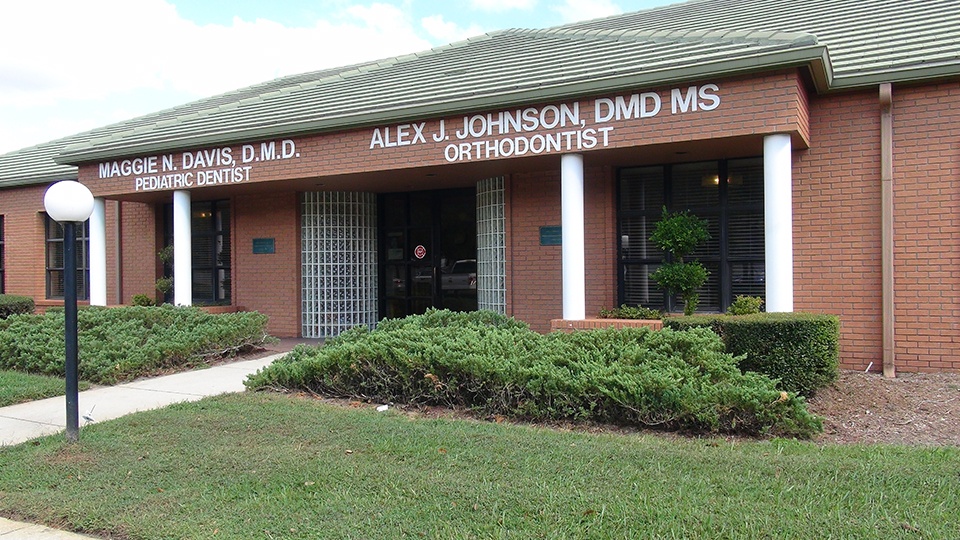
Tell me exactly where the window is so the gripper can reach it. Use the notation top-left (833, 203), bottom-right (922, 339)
top-left (0, 216), bottom-right (4, 293)
top-left (45, 215), bottom-right (90, 300)
top-left (618, 158), bottom-right (765, 313)
top-left (162, 200), bottom-right (232, 305)
top-left (191, 201), bottom-right (232, 305)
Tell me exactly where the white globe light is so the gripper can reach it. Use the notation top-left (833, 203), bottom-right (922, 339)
top-left (43, 181), bottom-right (95, 223)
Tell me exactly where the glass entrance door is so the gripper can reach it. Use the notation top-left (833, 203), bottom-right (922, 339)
top-left (380, 188), bottom-right (477, 318)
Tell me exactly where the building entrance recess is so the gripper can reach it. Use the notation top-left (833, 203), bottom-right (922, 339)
top-left (380, 188), bottom-right (477, 318)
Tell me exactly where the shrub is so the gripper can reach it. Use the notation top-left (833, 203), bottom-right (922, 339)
top-left (131, 294), bottom-right (156, 307)
top-left (727, 295), bottom-right (763, 315)
top-left (598, 304), bottom-right (662, 320)
top-left (723, 314), bottom-right (839, 397)
top-left (155, 276), bottom-right (174, 295)
top-left (157, 245), bottom-right (175, 264)
top-left (649, 208), bottom-right (711, 315)
top-left (248, 309), bottom-right (822, 438)
top-left (0, 305), bottom-right (272, 384)
top-left (651, 262), bottom-right (709, 315)
top-left (0, 295), bottom-right (34, 319)
top-left (664, 313), bottom-right (840, 396)
top-left (649, 208), bottom-right (710, 257)
top-left (155, 246), bottom-right (175, 298)
top-left (662, 314), bottom-right (725, 336)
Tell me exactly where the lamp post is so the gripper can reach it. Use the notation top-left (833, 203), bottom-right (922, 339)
top-left (44, 181), bottom-right (95, 443)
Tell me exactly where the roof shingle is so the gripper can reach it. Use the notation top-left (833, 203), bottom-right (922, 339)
top-left (1, 0), bottom-right (957, 186)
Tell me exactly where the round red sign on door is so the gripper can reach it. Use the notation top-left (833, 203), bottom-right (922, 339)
top-left (414, 245), bottom-right (427, 259)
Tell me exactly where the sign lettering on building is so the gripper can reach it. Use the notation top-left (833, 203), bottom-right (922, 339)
top-left (96, 83), bottom-right (720, 193)
top-left (98, 139), bottom-right (301, 192)
top-left (368, 84), bottom-right (721, 162)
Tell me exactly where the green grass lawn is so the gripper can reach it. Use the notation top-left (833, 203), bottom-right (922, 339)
top-left (0, 392), bottom-right (957, 539)
top-left (0, 370), bottom-right (91, 407)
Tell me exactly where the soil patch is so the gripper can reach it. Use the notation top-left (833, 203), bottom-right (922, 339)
top-left (807, 370), bottom-right (960, 446)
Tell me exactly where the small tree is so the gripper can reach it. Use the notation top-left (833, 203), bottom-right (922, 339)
top-left (156, 245), bottom-right (175, 301)
top-left (650, 208), bottom-right (710, 315)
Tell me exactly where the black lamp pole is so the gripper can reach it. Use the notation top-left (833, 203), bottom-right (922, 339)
top-left (44, 180), bottom-right (93, 444)
top-left (63, 220), bottom-right (80, 443)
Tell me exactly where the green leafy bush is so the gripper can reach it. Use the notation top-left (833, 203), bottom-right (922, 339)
top-left (0, 295), bottom-right (35, 319)
top-left (650, 262), bottom-right (708, 315)
top-left (649, 209), bottom-right (711, 315)
top-left (727, 295), bottom-right (764, 315)
top-left (155, 276), bottom-right (174, 295)
top-left (649, 208), bottom-right (710, 257)
top-left (598, 304), bottom-right (662, 320)
top-left (662, 314), bottom-right (726, 336)
top-left (131, 294), bottom-right (156, 307)
top-left (664, 313), bottom-right (840, 396)
top-left (157, 245), bottom-right (175, 264)
top-left (0, 305), bottom-right (271, 384)
top-left (248, 309), bottom-right (821, 438)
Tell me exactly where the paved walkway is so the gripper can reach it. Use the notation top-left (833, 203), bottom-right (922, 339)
top-left (0, 355), bottom-right (281, 446)
top-left (0, 344), bottom-right (306, 538)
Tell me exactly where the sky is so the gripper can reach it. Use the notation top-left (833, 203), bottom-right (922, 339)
top-left (0, 0), bottom-right (680, 155)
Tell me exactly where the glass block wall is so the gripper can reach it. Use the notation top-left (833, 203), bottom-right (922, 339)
top-left (477, 177), bottom-right (506, 313)
top-left (302, 192), bottom-right (378, 338)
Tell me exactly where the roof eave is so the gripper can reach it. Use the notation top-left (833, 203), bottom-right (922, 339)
top-left (0, 171), bottom-right (78, 189)
top-left (56, 45), bottom-right (831, 165)
top-left (830, 63), bottom-right (960, 90)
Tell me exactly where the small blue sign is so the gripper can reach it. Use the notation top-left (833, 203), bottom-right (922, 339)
top-left (540, 226), bottom-right (562, 246)
top-left (252, 238), bottom-right (275, 254)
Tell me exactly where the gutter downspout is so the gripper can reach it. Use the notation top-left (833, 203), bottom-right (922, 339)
top-left (880, 83), bottom-right (896, 378)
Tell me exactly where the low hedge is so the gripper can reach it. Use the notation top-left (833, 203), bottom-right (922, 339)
top-left (0, 305), bottom-right (271, 384)
top-left (663, 313), bottom-right (840, 396)
top-left (598, 304), bottom-right (662, 320)
top-left (0, 295), bottom-right (34, 319)
top-left (247, 309), bottom-right (822, 438)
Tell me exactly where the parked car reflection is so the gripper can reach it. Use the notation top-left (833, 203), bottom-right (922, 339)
top-left (411, 260), bottom-right (477, 289)
top-left (442, 259), bottom-right (477, 291)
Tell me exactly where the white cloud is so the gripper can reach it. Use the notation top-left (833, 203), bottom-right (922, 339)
top-left (469, 0), bottom-right (538, 12)
top-left (0, 0), bottom-right (435, 153)
top-left (421, 14), bottom-right (486, 43)
top-left (552, 0), bottom-right (624, 23)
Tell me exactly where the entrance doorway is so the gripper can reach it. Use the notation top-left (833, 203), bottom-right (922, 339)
top-left (380, 188), bottom-right (477, 318)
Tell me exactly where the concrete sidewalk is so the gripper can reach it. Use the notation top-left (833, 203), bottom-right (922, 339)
top-left (0, 354), bottom-right (282, 447)
top-left (0, 517), bottom-right (102, 539)
top-left (0, 352), bottom-right (287, 538)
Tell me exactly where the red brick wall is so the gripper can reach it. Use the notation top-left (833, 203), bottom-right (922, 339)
top-left (104, 200), bottom-right (119, 304)
top-left (0, 187), bottom-right (156, 307)
top-left (585, 167), bottom-right (617, 319)
top-left (508, 170), bottom-right (561, 330)
top-left (0, 184), bottom-right (48, 299)
top-left (118, 201), bottom-right (157, 304)
top-left (233, 192), bottom-right (300, 337)
top-left (795, 90), bottom-right (883, 371)
top-left (795, 82), bottom-right (960, 373)
top-left (507, 166), bottom-right (615, 332)
top-left (890, 82), bottom-right (960, 372)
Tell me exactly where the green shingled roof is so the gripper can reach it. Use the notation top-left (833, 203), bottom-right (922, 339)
top-left (569, 0), bottom-right (960, 84)
top-left (2, 0), bottom-right (958, 186)
top-left (0, 62), bottom-right (384, 188)
top-left (53, 29), bottom-right (828, 162)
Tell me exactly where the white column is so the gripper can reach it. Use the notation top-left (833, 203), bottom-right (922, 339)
top-left (764, 134), bottom-right (794, 312)
top-left (173, 190), bottom-right (192, 306)
top-left (561, 153), bottom-right (586, 320)
top-left (89, 197), bottom-right (107, 306)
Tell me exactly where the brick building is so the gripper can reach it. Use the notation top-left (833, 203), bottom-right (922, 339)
top-left (1, 0), bottom-right (959, 374)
